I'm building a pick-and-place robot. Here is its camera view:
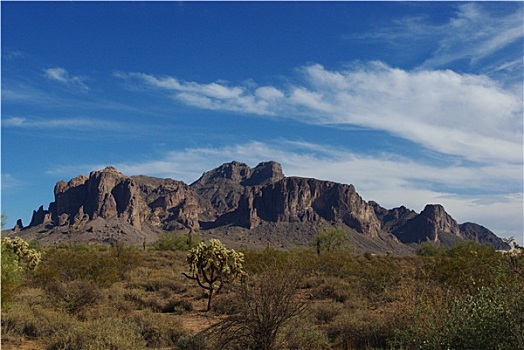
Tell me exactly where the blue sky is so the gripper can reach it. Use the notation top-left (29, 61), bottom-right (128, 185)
top-left (1, 2), bottom-right (523, 244)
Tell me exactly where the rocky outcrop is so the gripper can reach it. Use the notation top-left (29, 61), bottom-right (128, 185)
top-left (370, 202), bottom-right (417, 233)
top-left (24, 166), bottom-right (202, 233)
top-left (370, 202), bottom-right (508, 248)
top-left (236, 178), bottom-right (382, 237)
top-left (29, 205), bottom-right (52, 227)
top-left (13, 219), bottom-right (24, 232)
top-left (387, 204), bottom-right (460, 244)
top-left (11, 161), bottom-right (509, 251)
top-left (192, 163), bottom-right (381, 237)
top-left (191, 161), bottom-right (285, 225)
top-left (459, 222), bottom-right (510, 250)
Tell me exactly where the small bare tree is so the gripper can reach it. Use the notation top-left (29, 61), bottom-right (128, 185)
top-left (206, 263), bottom-right (308, 350)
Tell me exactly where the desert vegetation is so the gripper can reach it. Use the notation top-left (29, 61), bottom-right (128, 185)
top-left (1, 233), bottom-right (523, 350)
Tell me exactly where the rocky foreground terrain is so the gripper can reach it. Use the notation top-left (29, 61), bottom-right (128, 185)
top-left (4, 161), bottom-right (509, 253)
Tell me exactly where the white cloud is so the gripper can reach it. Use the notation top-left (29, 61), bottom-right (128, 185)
top-left (119, 62), bottom-right (522, 164)
top-left (2, 116), bottom-right (118, 130)
top-left (118, 72), bottom-right (279, 116)
top-left (44, 67), bottom-right (88, 90)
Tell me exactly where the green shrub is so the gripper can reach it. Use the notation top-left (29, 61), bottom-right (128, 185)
top-left (33, 245), bottom-right (139, 287)
top-left (312, 277), bottom-right (353, 303)
top-left (328, 308), bottom-right (394, 349)
top-left (44, 280), bottom-right (103, 315)
top-left (416, 242), bottom-right (441, 256)
top-left (1, 303), bottom-right (74, 338)
top-left (152, 233), bottom-right (200, 251)
top-left (313, 227), bottom-right (353, 255)
top-left (127, 311), bottom-right (185, 348)
top-left (392, 285), bottom-right (521, 350)
top-left (282, 320), bottom-right (329, 350)
top-left (47, 317), bottom-right (146, 350)
top-left (427, 241), bottom-right (505, 293)
top-left (1, 245), bottom-right (22, 306)
top-left (312, 302), bottom-right (341, 324)
top-left (175, 333), bottom-right (209, 350)
top-left (161, 298), bottom-right (194, 313)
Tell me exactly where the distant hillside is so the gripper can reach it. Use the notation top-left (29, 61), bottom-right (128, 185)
top-left (4, 161), bottom-right (510, 253)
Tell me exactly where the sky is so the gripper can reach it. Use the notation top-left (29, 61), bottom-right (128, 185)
top-left (1, 1), bottom-right (523, 244)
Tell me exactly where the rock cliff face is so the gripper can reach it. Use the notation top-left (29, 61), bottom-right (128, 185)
top-left (390, 204), bottom-right (460, 243)
top-left (28, 166), bottom-right (201, 234)
top-left (237, 178), bottom-right (382, 238)
top-left (12, 161), bottom-right (509, 251)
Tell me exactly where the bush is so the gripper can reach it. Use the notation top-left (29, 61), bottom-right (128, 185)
top-left (328, 309), bottom-right (394, 349)
top-left (1, 303), bottom-right (74, 338)
top-left (427, 241), bottom-right (505, 293)
top-left (392, 285), bottom-right (521, 350)
top-left (1, 245), bottom-right (22, 306)
top-left (176, 333), bottom-right (209, 350)
top-left (312, 277), bottom-right (353, 303)
top-left (44, 280), bottom-right (103, 315)
top-left (127, 311), bottom-right (185, 348)
top-left (152, 233), bottom-right (200, 251)
top-left (47, 317), bottom-right (146, 350)
top-left (416, 242), bottom-right (441, 256)
top-left (282, 319), bottom-right (329, 350)
top-left (206, 264), bottom-right (307, 350)
top-left (312, 302), bottom-right (341, 324)
top-left (161, 298), bottom-right (194, 313)
top-left (33, 245), bottom-right (139, 287)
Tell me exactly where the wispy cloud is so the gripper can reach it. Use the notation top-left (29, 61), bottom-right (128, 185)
top-left (358, 3), bottom-right (522, 72)
top-left (54, 140), bottom-right (522, 241)
top-left (118, 62), bottom-right (522, 164)
top-left (44, 67), bottom-right (89, 90)
top-left (1, 173), bottom-right (23, 190)
top-left (2, 116), bottom-right (119, 130)
top-left (2, 49), bottom-right (26, 61)
top-left (421, 3), bottom-right (523, 69)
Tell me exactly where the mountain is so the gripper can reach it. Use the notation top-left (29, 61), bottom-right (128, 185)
top-left (4, 161), bottom-right (510, 253)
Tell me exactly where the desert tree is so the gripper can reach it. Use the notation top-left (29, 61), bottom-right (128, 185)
top-left (183, 239), bottom-right (245, 311)
top-left (314, 227), bottom-right (353, 255)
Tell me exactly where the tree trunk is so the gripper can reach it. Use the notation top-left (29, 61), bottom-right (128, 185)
top-left (206, 289), bottom-right (213, 312)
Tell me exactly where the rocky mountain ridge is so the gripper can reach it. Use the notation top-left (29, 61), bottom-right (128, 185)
top-left (6, 161), bottom-right (509, 252)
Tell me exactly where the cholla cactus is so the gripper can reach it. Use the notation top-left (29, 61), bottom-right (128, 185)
top-left (184, 239), bottom-right (246, 311)
top-left (2, 237), bottom-right (41, 270)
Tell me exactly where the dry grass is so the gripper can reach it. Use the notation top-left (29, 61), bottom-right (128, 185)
top-left (1, 242), bottom-right (522, 350)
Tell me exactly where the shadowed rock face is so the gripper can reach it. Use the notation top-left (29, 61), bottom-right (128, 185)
top-left (459, 222), bottom-right (510, 250)
top-left (17, 161), bottom-right (509, 251)
top-left (390, 204), bottom-right (460, 244)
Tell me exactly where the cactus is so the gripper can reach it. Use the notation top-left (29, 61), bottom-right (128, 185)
top-left (183, 239), bottom-right (245, 311)
top-left (2, 237), bottom-right (41, 270)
